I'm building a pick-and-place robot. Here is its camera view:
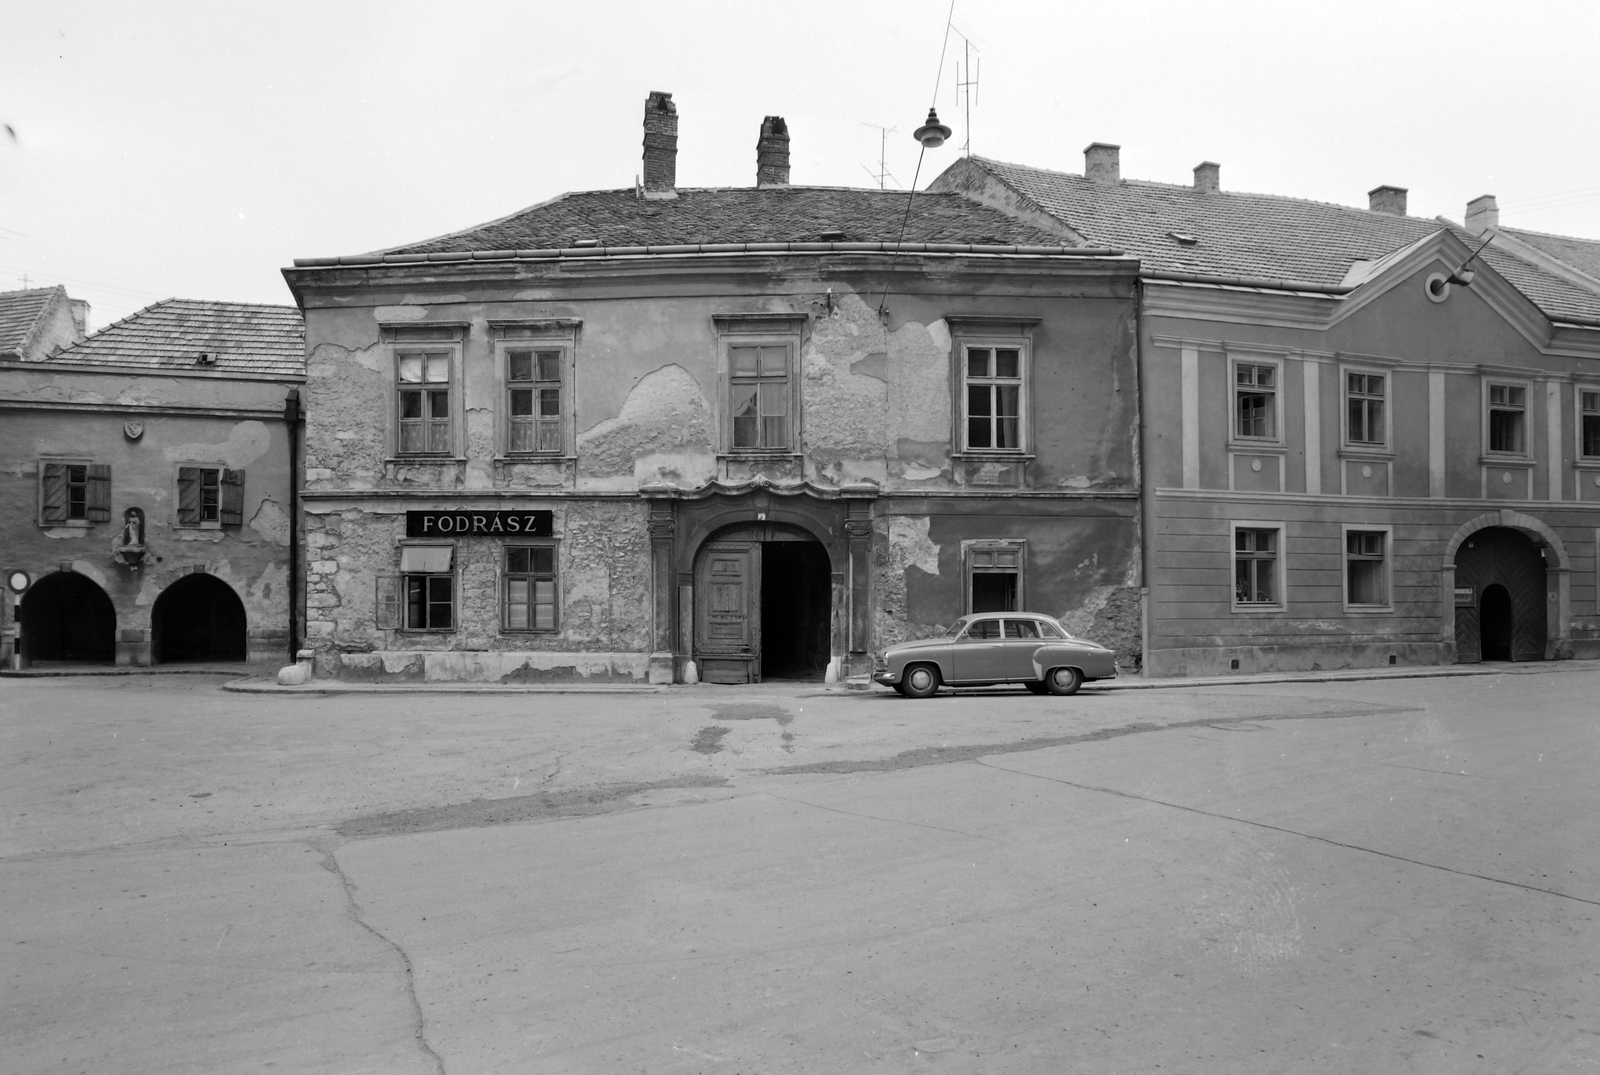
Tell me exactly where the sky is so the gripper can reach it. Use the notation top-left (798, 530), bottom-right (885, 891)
top-left (3, 0), bottom-right (1598, 329)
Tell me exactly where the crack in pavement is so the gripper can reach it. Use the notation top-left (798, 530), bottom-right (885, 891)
top-left (974, 759), bottom-right (1600, 908)
top-left (314, 839), bottom-right (445, 1075)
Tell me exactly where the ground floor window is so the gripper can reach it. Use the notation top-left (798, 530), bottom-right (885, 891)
top-left (377, 545), bottom-right (455, 631)
top-left (504, 544), bottom-right (557, 631)
top-left (1344, 528), bottom-right (1390, 609)
top-left (965, 541), bottom-right (1024, 613)
top-left (1233, 525), bottom-right (1281, 609)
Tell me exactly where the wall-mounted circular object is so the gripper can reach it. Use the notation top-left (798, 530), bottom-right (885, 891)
top-left (1361, 465), bottom-right (1373, 478)
top-left (1503, 471), bottom-right (1515, 484)
top-left (1250, 458), bottom-right (1262, 472)
top-left (7, 570), bottom-right (30, 594)
top-left (1425, 273), bottom-right (1450, 303)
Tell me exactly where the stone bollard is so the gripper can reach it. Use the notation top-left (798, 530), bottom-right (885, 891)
top-left (683, 660), bottom-right (699, 685)
top-left (277, 648), bottom-right (315, 686)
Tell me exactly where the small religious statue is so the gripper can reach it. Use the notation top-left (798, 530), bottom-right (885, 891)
top-left (115, 507), bottom-right (146, 567)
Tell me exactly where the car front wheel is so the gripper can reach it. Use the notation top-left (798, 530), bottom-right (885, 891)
top-left (1044, 666), bottom-right (1083, 696)
top-left (902, 664), bottom-right (940, 699)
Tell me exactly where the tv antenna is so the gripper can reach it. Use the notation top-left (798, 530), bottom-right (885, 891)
top-left (951, 26), bottom-right (982, 157)
top-left (860, 122), bottom-right (899, 189)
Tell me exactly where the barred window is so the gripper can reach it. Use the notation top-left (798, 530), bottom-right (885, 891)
top-left (504, 545), bottom-right (558, 631)
top-left (1346, 373), bottom-right (1386, 445)
top-left (1236, 364), bottom-right (1276, 439)
top-left (1234, 528), bottom-right (1279, 605)
top-left (1346, 530), bottom-right (1388, 606)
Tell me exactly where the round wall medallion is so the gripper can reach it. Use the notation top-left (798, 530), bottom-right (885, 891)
top-left (1361, 464), bottom-right (1373, 478)
top-left (1250, 458), bottom-right (1262, 472)
top-left (1425, 272), bottom-right (1450, 303)
top-left (1503, 471), bottom-right (1514, 484)
top-left (1593, 475), bottom-right (1600, 488)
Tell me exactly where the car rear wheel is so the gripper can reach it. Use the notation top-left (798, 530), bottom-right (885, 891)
top-left (902, 664), bottom-right (940, 698)
top-left (1044, 666), bottom-right (1083, 696)
top-left (1023, 681), bottom-right (1049, 695)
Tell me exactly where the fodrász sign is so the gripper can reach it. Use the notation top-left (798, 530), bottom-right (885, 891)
top-left (405, 511), bottom-right (553, 537)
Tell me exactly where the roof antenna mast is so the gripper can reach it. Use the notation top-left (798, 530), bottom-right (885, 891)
top-left (951, 26), bottom-right (981, 158)
top-left (860, 123), bottom-right (899, 190)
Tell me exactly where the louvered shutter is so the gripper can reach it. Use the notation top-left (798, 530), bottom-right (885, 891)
top-left (375, 575), bottom-right (401, 630)
top-left (220, 469), bottom-right (245, 526)
top-left (40, 463), bottom-right (68, 523)
top-left (86, 464), bottom-right (112, 522)
top-left (177, 467), bottom-right (202, 524)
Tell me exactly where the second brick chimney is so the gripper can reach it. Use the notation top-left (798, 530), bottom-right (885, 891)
top-left (1368, 185), bottom-right (1408, 216)
top-left (642, 91), bottom-right (678, 196)
top-left (1193, 161), bottom-right (1220, 194)
top-left (1084, 143), bottom-right (1120, 185)
top-left (756, 116), bottom-right (790, 187)
top-left (1466, 194), bottom-right (1499, 235)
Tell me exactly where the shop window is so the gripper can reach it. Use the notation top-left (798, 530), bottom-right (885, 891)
top-left (1487, 382), bottom-right (1526, 454)
top-left (377, 545), bottom-right (455, 631)
top-left (1235, 363), bottom-right (1277, 440)
top-left (503, 544), bottom-right (558, 631)
top-left (1345, 372), bottom-right (1386, 446)
top-left (40, 461), bottom-right (110, 525)
top-left (1344, 528), bottom-right (1390, 609)
top-left (397, 351), bottom-right (452, 455)
top-left (1232, 524), bottom-right (1283, 610)
top-left (965, 541), bottom-right (1024, 613)
top-left (1581, 390), bottom-right (1600, 458)
top-left (176, 466), bottom-right (243, 528)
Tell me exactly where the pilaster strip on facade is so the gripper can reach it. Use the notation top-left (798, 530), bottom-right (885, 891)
top-left (1429, 371), bottom-right (1447, 499)
top-left (1180, 347), bottom-right (1199, 490)
top-left (1548, 380), bottom-right (1564, 501)
top-left (1302, 358), bottom-right (1321, 496)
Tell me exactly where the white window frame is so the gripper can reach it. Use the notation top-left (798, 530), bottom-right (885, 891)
top-left (1341, 365), bottom-right (1391, 450)
top-left (502, 541), bottom-right (560, 633)
top-left (1483, 377), bottom-right (1532, 458)
top-left (1230, 521), bottom-right (1286, 613)
top-left (962, 539), bottom-right (1026, 615)
top-left (1341, 524), bottom-right (1394, 614)
top-left (957, 337), bottom-right (1030, 455)
top-left (492, 319), bottom-right (579, 460)
top-left (1577, 385), bottom-right (1600, 461)
top-left (1229, 354), bottom-right (1283, 446)
top-left (946, 316), bottom-right (1038, 460)
top-left (713, 313), bottom-right (806, 459)
top-left (384, 324), bottom-right (466, 461)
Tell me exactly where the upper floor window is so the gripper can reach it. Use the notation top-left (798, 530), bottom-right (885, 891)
top-left (1346, 372), bottom-right (1386, 446)
top-left (176, 466), bottom-right (243, 528)
top-left (964, 345), bottom-right (1024, 451)
top-left (730, 344), bottom-right (791, 450)
top-left (1487, 383), bottom-right (1526, 454)
top-left (493, 320), bottom-right (579, 458)
top-left (1235, 363), bottom-right (1277, 439)
top-left (397, 351), bottom-right (451, 455)
top-left (39, 461), bottom-right (111, 526)
top-left (1581, 389), bottom-right (1600, 458)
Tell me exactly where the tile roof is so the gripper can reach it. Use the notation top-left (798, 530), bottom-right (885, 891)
top-left (49, 299), bottom-right (304, 376)
top-left (937, 157), bottom-right (1600, 323)
top-left (0, 285), bottom-right (66, 358)
top-left (379, 186), bottom-right (1069, 255)
top-left (1503, 227), bottom-right (1600, 283)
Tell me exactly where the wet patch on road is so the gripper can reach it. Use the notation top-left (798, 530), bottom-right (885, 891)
top-left (336, 774), bottom-right (729, 839)
top-left (691, 726), bottom-right (729, 754)
top-left (705, 703), bottom-right (799, 752)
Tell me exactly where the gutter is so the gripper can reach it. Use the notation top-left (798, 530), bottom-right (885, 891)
top-left (1141, 269), bottom-right (1352, 295)
top-left (284, 390), bottom-right (301, 664)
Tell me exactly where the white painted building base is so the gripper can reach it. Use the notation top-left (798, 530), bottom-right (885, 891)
top-left (322, 649), bottom-right (651, 684)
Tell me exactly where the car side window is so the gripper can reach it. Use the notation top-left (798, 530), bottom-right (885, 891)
top-left (1036, 621), bottom-right (1064, 639)
top-left (967, 619), bottom-right (1003, 640)
top-left (1004, 619), bottom-right (1040, 639)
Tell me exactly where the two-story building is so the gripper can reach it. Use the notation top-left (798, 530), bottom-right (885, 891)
top-left (935, 147), bottom-right (1600, 675)
top-left (282, 94), bottom-right (1144, 684)
top-left (1, 299), bottom-right (304, 668)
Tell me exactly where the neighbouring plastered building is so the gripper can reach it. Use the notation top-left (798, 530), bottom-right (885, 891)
top-left (0, 299), bottom-right (304, 668)
top-left (281, 93), bottom-right (1144, 684)
top-left (934, 148), bottom-right (1600, 675)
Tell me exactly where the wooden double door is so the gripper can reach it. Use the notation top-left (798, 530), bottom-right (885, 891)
top-left (1453, 526), bottom-right (1547, 663)
top-left (694, 529), bottom-right (832, 684)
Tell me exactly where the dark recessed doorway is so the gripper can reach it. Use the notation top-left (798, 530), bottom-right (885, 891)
top-left (759, 540), bottom-right (831, 679)
top-left (152, 573), bottom-right (247, 663)
top-left (1480, 584), bottom-right (1513, 662)
top-left (21, 572), bottom-right (116, 663)
top-left (694, 524), bottom-right (833, 684)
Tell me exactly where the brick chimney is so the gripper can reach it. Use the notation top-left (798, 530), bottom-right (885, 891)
top-left (1466, 194), bottom-right (1499, 235)
top-left (1368, 185), bottom-right (1408, 216)
top-left (1084, 143), bottom-right (1120, 185)
top-left (1193, 161), bottom-right (1220, 194)
top-left (756, 116), bottom-right (790, 187)
top-left (642, 91), bottom-right (678, 196)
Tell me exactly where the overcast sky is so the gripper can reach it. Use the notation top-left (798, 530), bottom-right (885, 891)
top-left (3, 0), bottom-right (1598, 328)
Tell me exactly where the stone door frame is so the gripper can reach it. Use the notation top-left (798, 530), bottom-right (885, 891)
top-left (1441, 509), bottom-right (1570, 662)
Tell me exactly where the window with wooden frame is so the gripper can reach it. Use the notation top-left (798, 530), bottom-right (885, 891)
top-left (1486, 382), bottom-right (1527, 454)
top-left (1231, 523), bottom-right (1284, 611)
top-left (963, 344), bottom-right (1025, 452)
top-left (1345, 371), bottom-right (1387, 447)
top-left (376, 545), bottom-right (455, 631)
top-left (503, 544), bottom-right (558, 631)
top-left (39, 461), bottom-right (110, 526)
top-left (713, 314), bottom-right (804, 457)
top-left (964, 540), bottom-right (1025, 614)
top-left (1343, 527), bottom-right (1391, 610)
top-left (493, 320), bottom-right (579, 458)
top-left (1234, 362), bottom-right (1278, 440)
top-left (397, 351), bottom-right (452, 455)
top-left (1580, 389), bottom-right (1600, 459)
top-left (176, 466), bottom-right (243, 528)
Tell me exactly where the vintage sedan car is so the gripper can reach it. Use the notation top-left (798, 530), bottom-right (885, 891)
top-left (872, 612), bottom-right (1116, 698)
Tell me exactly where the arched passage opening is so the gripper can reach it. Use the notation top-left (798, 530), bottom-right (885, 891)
top-left (1451, 526), bottom-right (1547, 663)
top-left (152, 573), bottom-right (247, 663)
top-left (21, 572), bottom-right (116, 663)
top-left (693, 521), bottom-right (833, 683)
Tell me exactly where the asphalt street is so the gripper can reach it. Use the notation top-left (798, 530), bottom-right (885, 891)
top-left (2, 667), bottom-right (1597, 1073)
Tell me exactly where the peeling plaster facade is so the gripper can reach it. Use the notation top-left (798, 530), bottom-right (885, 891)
top-left (285, 249), bottom-right (1144, 683)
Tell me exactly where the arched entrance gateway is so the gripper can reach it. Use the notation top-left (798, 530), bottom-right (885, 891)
top-left (1445, 512), bottom-right (1566, 664)
top-left (152, 573), bottom-right (247, 663)
top-left (694, 523), bottom-right (832, 682)
top-left (21, 571), bottom-right (116, 663)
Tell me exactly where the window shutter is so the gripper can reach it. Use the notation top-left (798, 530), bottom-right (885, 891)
top-left (86, 464), bottom-right (112, 522)
top-left (375, 575), bottom-right (401, 630)
top-left (220, 469), bottom-right (245, 526)
top-left (40, 463), bottom-right (68, 523)
top-left (176, 468), bottom-right (202, 524)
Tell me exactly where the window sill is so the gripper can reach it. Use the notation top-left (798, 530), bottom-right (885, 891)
top-left (176, 522), bottom-right (225, 530)
top-left (1573, 459), bottom-right (1600, 469)
top-left (396, 629), bottom-right (456, 635)
top-left (386, 455), bottom-right (466, 465)
top-left (1479, 454), bottom-right (1534, 468)
top-left (1227, 440), bottom-right (1287, 454)
top-left (500, 629), bottom-right (561, 636)
top-left (1338, 446), bottom-right (1394, 460)
top-left (952, 450), bottom-right (1035, 462)
top-left (1342, 604), bottom-right (1394, 614)
top-left (1231, 603), bottom-right (1285, 614)
top-left (39, 519), bottom-right (92, 528)
top-left (497, 454), bottom-right (576, 464)
top-left (719, 451), bottom-right (802, 461)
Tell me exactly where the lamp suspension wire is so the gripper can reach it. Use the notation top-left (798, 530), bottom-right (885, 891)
top-left (877, 0), bottom-right (958, 321)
